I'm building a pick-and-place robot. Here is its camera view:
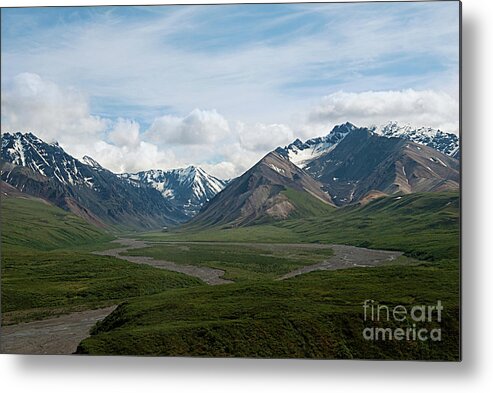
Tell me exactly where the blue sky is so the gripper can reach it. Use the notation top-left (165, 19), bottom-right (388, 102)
top-left (0, 1), bottom-right (460, 177)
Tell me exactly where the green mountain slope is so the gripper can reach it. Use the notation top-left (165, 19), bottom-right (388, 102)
top-left (278, 191), bottom-right (460, 260)
top-left (141, 191), bottom-right (460, 261)
top-left (1, 194), bottom-right (113, 251)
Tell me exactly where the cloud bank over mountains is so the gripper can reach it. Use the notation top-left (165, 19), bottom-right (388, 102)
top-left (307, 90), bottom-right (459, 135)
top-left (147, 109), bottom-right (231, 146)
top-left (1, 72), bottom-right (459, 178)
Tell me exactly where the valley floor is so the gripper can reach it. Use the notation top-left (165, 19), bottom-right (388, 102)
top-left (1, 191), bottom-right (460, 359)
top-left (1, 239), bottom-right (402, 354)
top-left (96, 238), bottom-right (404, 284)
top-left (93, 238), bottom-right (233, 285)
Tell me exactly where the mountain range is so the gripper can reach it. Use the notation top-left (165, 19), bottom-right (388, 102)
top-left (301, 126), bottom-right (459, 206)
top-left (1, 121), bottom-right (460, 230)
top-left (119, 166), bottom-right (228, 217)
top-left (276, 121), bottom-right (460, 168)
top-left (1, 132), bottom-right (187, 229)
top-left (274, 122), bottom-right (459, 206)
top-left (372, 121), bottom-right (460, 159)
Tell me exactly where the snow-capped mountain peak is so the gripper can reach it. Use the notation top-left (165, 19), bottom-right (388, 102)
top-left (1, 132), bottom-right (95, 188)
top-left (275, 122), bottom-right (356, 168)
top-left (119, 165), bottom-right (228, 217)
top-left (276, 121), bottom-right (459, 169)
top-left (372, 121), bottom-right (459, 157)
top-left (1, 131), bottom-right (190, 228)
top-left (174, 165), bottom-right (226, 196)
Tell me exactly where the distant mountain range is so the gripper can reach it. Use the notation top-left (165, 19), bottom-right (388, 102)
top-left (276, 121), bottom-right (460, 168)
top-left (372, 121), bottom-right (460, 159)
top-left (301, 127), bottom-right (459, 206)
top-left (119, 166), bottom-right (228, 217)
top-left (2, 133), bottom-right (197, 229)
top-left (1, 121), bottom-right (460, 229)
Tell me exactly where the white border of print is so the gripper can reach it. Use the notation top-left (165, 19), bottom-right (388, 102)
top-left (1, 1), bottom-right (492, 393)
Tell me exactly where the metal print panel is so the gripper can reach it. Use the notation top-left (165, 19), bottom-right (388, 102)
top-left (0, 1), bottom-right (461, 360)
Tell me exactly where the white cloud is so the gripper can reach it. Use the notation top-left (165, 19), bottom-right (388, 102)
top-left (200, 161), bottom-right (237, 180)
top-left (306, 89), bottom-right (459, 134)
top-left (91, 140), bottom-right (179, 174)
top-left (0, 73), bottom-right (182, 174)
top-left (0, 73), bottom-right (273, 177)
top-left (198, 142), bottom-right (268, 180)
top-left (108, 118), bottom-right (141, 148)
top-left (238, 122), bottom-right (294, 152)
top-left (146, 109), bottom-right (231, 145)
top-left (1, 72), bottom-right (108, 143)
top-left (0, 74), bottom-right (460, 180)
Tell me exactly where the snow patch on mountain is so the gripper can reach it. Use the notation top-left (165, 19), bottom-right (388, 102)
top-left (82, 155), bottom-right (103, 170)
top-left (275, 122), bottom-right (356, 168)
top-left (2, 132), bottom-right (96, 188)
top-left (269, 163), bottom-right (286, 175)
top-left (372, 121), bottom-right (459, 157)
top-left (277, 122), bottom-right (459, 170)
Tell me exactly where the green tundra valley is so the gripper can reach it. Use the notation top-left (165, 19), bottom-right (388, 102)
top-left (1, 188), bottom-right (460, 359)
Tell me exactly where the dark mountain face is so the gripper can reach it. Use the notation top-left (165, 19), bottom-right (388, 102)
top-left (1, 132), bottom-right (187, 229)
top-left (303, 128), bottom-right (460, 206)
top-left (190, 151), bottom-right (333, 228)
top-left (119, 166), bottom-right (228, 217)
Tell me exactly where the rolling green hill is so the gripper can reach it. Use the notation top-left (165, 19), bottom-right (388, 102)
top-left (77, 258), bottom-right (460, 359)
top-left (277, 191), bottom-right (460, 260)
top-left (1, 196), bottom-right (113, 251)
